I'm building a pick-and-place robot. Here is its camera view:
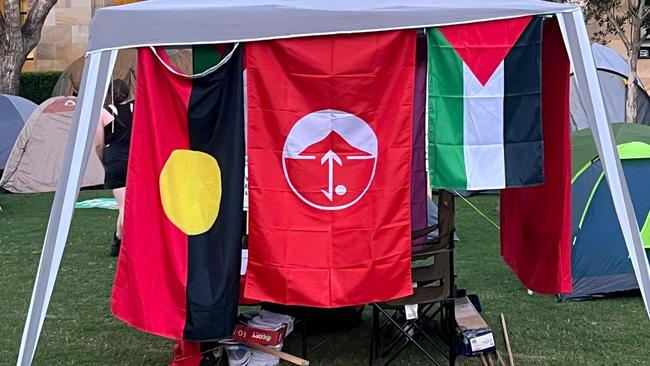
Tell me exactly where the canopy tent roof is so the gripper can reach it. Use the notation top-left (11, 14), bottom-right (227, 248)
top-left (87, 0), bottom-right (575, 52)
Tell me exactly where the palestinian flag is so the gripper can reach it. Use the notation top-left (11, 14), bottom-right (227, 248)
top-left (245, 31), bottom-right (416, 307)
top-left (111, 44), bottom-right (245, 341)
top-left (427, 16), bottom-right (544, 190)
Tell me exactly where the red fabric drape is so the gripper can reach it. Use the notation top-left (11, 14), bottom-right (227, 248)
top-left (245, 31), bottom-right (416, 306)
top-left (112, 47), bottom-right (192, 339)
top-left (500, 17), bottom-right (572, 294)
top-left (171, 341), bottom-right (202, 366)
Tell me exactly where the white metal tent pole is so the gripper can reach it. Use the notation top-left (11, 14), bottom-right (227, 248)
top-left (16, 49), bottom-right (117, 366)
top-left (560, 10), bottom-right (650, 319)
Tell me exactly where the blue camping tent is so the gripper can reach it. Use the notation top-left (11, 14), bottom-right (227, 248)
top-left (562, 137), bottom-right (650, 300)
top-left (0, 94), bottom-right (37, 169)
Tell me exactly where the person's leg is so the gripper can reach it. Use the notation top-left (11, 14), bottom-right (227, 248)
top-left (111, 187), bottom-right (126, 256)
top-left (114, 187), bottom-right (126, 238)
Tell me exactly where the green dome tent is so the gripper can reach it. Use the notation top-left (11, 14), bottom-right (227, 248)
top-left (571, 123), bottom-right (650, 174)
top-left (562, 124), bottom-right (650, 300)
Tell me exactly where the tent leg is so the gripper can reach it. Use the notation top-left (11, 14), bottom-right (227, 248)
top-left (560, 10), bottom-right (650, 320)
top-left (16, 50), bottom-right (117, 366)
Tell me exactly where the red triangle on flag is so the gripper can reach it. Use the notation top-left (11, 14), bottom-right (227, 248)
top-left (439, 16), bottom-right (532, 85)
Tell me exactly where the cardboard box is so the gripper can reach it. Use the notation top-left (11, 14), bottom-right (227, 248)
top-left (455, 296), bottom-right (496, 356)
top-left (232, 323), bottom-right (287, 347)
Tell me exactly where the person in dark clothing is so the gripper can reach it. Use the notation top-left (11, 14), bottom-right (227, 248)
top-left (94, 79), bottom-right (133, 256)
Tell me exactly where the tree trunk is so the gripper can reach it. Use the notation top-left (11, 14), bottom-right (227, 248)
top-left (626, 56), bottom-right (639, 123)
top-left (1, 0), bottom-right (24, 95)
top-left (626, 2), bottom-right (644, 124)
top-left (0, 52), bottom-right (25, 95)
top-left (0, 0), bottom-right (60, 95)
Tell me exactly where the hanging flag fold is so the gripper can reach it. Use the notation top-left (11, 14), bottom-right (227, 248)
top-left (500, 17), bottom-right (573, 294)
top-left (245, 31), bottom-right (416, 307)
top-left (111, 45), bottom-right (245, 341)
top-left (412, 36), bottom-right (429, 248)
top-left (427, 16), bottom-right (544, 190)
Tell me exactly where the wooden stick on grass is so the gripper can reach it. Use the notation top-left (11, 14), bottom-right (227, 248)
top-left (244, 342), bottom-right (310, 366)
top-left (496, 351), bottom-right (507, 366)
top-left (486, 353), bottom-right (495, 366)
top-left (500, 313), bottom-right (515, 366)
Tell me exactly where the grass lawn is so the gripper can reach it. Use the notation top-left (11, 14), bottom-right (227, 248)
top-left (1, 190), bottom-right (650, 365)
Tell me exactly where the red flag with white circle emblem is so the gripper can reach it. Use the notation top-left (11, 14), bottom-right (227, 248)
top-left (245, 31), bottom-right (416, 307)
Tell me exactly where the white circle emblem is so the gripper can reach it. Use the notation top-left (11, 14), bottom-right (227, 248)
top-left (282, 109), bottom-right (378, 211)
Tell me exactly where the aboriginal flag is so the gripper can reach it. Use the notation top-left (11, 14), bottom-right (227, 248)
top-left (111, 45), bottom-right (245, 341)
top-left (245, 31), bottom-right (416, 307)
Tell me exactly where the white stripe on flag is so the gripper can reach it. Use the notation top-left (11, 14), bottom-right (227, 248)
top-left (463, 61), bottom-right (506, 190)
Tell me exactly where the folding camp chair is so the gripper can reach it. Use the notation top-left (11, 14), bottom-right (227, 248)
top-left (369, 190), bottom-right (457, 366)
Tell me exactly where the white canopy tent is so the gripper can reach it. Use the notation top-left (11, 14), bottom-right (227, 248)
top-left (16, 1), bottom-right (650, 365)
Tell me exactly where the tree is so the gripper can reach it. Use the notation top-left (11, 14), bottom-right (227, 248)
top-left (567, 0), bottom-right (650, 123)
top-left (0, 0), bottom-right (59, 95)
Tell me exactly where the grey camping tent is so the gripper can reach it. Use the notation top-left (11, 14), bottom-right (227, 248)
top-left (0, 94), bottom-right (37, 170)
top-left (0, 96), bottom-right (104, 193)
top-left (570, 43), bottom-right (650, 130)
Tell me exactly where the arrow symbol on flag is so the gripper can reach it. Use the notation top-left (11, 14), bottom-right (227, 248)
top-left (321, 150), bottom-right (342, 201)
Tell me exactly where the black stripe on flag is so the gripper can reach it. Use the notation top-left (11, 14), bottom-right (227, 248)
top-left (184, 46), bottom-right (245, 341)
top-left (503, 17), bottom-right (544, 187)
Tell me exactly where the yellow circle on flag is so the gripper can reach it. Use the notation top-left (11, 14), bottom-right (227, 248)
top-left (159, 149), bottom-right (222, 235)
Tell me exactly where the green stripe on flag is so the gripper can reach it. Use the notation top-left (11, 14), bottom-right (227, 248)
top-left (427, 29), bottom-right (466, 188)
top-left (192, 45), bottom-right (224, 74)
